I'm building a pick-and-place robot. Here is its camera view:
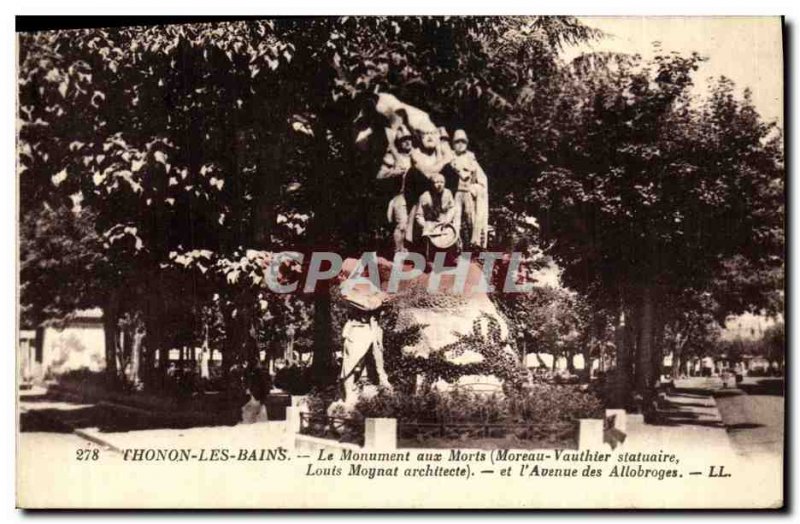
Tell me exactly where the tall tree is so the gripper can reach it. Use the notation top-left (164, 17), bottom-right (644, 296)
top-left (505, 49), bottom-right (784, 406)
top-left (19, 17), bottom-right (600, 388)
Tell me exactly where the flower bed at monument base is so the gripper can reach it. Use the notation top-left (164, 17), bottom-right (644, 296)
top-left (299, 413), bottom-right (366, 446)
top-left (396, 420), bottom-right (578, 449)
top-left (303, 384), bottom-right (603, 448)
top-left (397, 435), bottom-right (575, 450)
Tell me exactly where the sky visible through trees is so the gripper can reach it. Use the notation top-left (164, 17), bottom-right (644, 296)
top-left (17, 17), bottom-right (784, 405)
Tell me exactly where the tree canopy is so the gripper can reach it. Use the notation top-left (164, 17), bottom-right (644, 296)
top-left (18, 18), bottom-right (783, 401)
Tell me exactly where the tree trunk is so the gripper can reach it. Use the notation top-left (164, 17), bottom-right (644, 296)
top-left (117, 329), bottom-right (127, 378)
top-left (103, 289), bottom-right (120, 389)
top-left (612, 310), bottom-right (630, 409)
top-left (222, 295), bottom-right (245, 370)
top-left (635, 286), bottom-right (655, 407)
top-left (306, 122), bottom-right (340, 389)
top-left (200, 321), bottom-right (211, 380)
top-left (130, 325), bottom-right (145, 389)
top-left (221, 306), bottom-right (239, 377)
top-left (671, 325), bottom-right (691, 380)
top-left (142, 311), bottom-right (160, 391)
top-left (566, 352), bottom-right (576, 374)
top-left (581, 318), bottom-right (596, 381)
top-left (650, 310), bottom-right (665, 386)
top-left (671, 345), bottom-right (682, 380)
top-left (311, 287), bottom-right (335, 386)
top-left (243, 305), bottom-right (259, 368)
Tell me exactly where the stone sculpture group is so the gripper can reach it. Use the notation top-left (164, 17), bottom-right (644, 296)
top-left (372, 93), bottom-right (490, 255)
top-left (332, 93), bottom-right (505, 413)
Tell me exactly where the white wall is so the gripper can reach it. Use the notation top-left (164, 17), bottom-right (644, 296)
top-left (524, 353), bottom-right (586, 371)
top-left (41, 323), bottom-right (105, 376)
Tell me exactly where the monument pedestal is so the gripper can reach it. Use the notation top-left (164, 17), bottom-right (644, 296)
top-left (336, 257), bottom-right (519, 397)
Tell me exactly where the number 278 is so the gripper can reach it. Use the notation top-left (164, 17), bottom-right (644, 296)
top-left (76, 449), bottom-right (100, 461)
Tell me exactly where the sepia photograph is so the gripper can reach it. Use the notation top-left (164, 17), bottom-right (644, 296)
top-left (15, 15), bottom-right (785, 509)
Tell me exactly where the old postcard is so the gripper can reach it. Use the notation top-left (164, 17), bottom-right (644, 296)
top-left (16, 15), bottom-right (785, 509)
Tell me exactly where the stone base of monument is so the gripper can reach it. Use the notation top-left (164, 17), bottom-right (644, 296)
top-left (240, 395), bottom-right (269, 423)
top-left (326, 384), bottom-right (384, 417)
top-left (337, 257), bottom-right (519, 396)
top-left (431, 375), bottom-right (504, 394)
top-left (397, 289), bottom-right (517, 394)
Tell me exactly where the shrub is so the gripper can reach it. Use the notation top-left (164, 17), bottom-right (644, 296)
top-left (311, 384), bottom-right (603, 424)
top-left (505, 384), bottom-right (604, 422)
top-left (332, 287), bottom-right (523, 394)
top-left (381, 306), bottom-right (522, 390)
top-left (304, 383), bottom-right (603, 445)
top-left (301, 385), bottom-right (365, 444)
top-left (55, 367), bottom-right (106, 386)
top-left (274, 364), bottom-right (312, 395)
top-left (305, 385), bottom-right (339, 415)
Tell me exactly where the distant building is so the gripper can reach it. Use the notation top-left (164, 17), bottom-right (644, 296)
top-left (19, 309), bottom-right (106, 383)
top-left (18, 330), bottom-right (37, 383)
top-left (740, 355), bottom-right (772, 373)
top-left (524, 353), bottom-right (592, 372)
top-left (721, 312), bottom-right (782, 341)
top-left (665, 351), bottom-right (778, 378)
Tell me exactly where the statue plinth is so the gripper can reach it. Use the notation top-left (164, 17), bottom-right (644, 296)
top-left (336, 257), bottom-right (519, 395)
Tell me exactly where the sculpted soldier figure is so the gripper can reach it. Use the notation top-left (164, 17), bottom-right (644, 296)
top-left (376, 125), bottom-right (414, 253)
top-left (358, 93), bottom-right (469, 250)
top-left (409, 122), bottom-right (455, 182)
top-left (338, 289), bottom-right (392, 408)
top-left (450, 129), bottom-right (489, 249)
top-left (415, 173), bottom-right (458, 257)
top-left (404, 123), bottom-right (457, 245)
top-left (438, 126), bottom-right (453, 158)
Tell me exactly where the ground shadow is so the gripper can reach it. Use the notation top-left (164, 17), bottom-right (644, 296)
top-left (646, 386), bottom-right (725, 428)
top-left (659, 400), bottom-right (717, 409)
top-left (648, 419), bottom-right (725, 428)
top-left (20, 404), bottom-right (240, 433)
top-left (712, 389), bottom-right (743, 399)
top-left (738, 379), bottom-right (784, 396)
top-left (647, 408), bottom-right (725, 428)
top-left (18, 385), bottom-right (297, 433)
top-left (16, 392), bottom-right (52, 403)
top-left (668, 387), bottom-right (716, 398)
top-left (726, 422), bottom-right (765, 431)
